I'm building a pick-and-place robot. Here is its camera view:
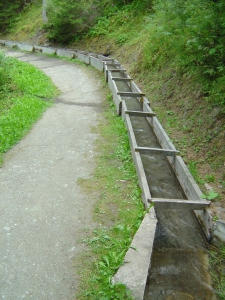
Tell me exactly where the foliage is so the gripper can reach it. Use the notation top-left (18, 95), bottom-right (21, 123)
top-left (45, 0), bottom-right (98, 43)
top-left (201, 190), bottom-right (219, 201)
top-left (44, 0), bottom-right (154, 43)
top-left (0, 0), bottom-right (34, 33)
top-left (143, 0), bottom-right (225, 107)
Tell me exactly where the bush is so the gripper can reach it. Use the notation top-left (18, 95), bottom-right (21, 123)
top-left (45, 0), bottom-right (99, 43)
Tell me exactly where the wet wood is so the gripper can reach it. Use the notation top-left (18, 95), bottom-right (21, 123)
top-left (135, 147), bottom-right (180, 156)
top-left (104, 63), bottom-right (121, 66)
top-left (117, 92), bottom-right (145, 97)
top-left (112, 77), bottom-right (133, 81)
top-left (149, 198), bottom-right (211, 210)
top-left (109, 69), bottom-right (127, 72)
top-left (125, 110), bottom-right (156, 117)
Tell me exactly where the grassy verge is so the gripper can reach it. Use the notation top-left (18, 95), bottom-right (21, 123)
top-left (209, 245), bottom-right (225, 300)
top-left (0, 52), bottom-right (58, 164)
top-left (76, 94), bottom-right (145, 300)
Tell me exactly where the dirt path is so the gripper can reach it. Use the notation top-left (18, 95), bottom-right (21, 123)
top-left (0, 51), bottom-right (105, 299)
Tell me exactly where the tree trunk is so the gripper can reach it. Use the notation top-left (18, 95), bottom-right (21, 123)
top-left (42, 0), bottom-right (47, 22)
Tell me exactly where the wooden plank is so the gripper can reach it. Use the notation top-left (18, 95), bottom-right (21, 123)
top-left (112, 77), bottom-right (133, 81)
top-left (101, 58), bottom-right (114, 61)
top-left (135, 147), bottom-right (180, 156)
top-left (104, 63), bottom-right (121, 66)
top-left (117, 92), bottom-right (145, 97)
top-left (149, 198), bottom-right (211, 210)
top-left (108, 69), bottom-right (126, 72)
top-left (125, 110), bottom-right (156, 117)
top-left (122, 102), bottom-right (151, 207)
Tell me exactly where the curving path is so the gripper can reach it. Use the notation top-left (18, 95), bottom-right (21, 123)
top-left (0, 50), bottom-right (105, 299)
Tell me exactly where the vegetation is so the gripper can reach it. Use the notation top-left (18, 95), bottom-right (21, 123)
top-left (44, 0), bottom-right (152, 43)
top-left (0, 52), bottom-right (58, 164)
top-left (4, 1), bottom-right (43, 42)
top-left (143, 0), bottom-right (225, 107)
top-left (0, 0), bottom-right (34, 33)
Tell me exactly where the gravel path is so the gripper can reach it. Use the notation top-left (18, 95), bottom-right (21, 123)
top-left (0, 51), bottom-right (105, 299)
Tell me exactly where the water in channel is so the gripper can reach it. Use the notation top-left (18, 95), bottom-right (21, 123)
top-left (113, 74), bottom-right (217, 300)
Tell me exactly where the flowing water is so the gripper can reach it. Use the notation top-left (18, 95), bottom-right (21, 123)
top-left (112, 74), bottom-right (217, 300)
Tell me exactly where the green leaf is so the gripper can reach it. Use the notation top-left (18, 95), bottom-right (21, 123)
top-left (207, 190), bottom-right (218, 200)
top-left (209, 48), bottom-right (216, 55)
top-left (201, 190), bottom-right (218, 200)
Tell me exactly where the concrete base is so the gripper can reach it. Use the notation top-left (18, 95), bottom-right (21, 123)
top-left (213, 220), bottom-right (225, 244)
top-left (112, 211), bottom-right (157, 300)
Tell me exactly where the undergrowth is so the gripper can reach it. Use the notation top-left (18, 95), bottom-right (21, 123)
top-left (76, 94), bottom-right (145, 299)
top-left (0, 52), bottom-right (58, 164)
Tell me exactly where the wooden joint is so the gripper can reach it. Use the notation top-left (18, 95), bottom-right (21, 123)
top-left (108, 69), bottom-right (126, 72)
top-left (111, 77), bottom-right (133, 81)
top-left (125, 110), bottom-right (156, 117)
top-left (135, 147), bottom-right (180, 156)
top-left (148, 198), bottom-right (211, 210)
top-left (117, 92), bottom-right (145, 97)
top-left (105, 63), bottom-right (121, 66)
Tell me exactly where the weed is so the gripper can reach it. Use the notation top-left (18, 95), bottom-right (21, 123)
top-left (213, 215), bottom-right (219, 222)
top-left (116, 34), bottom-right (128, 45)
top-left (204, 174), bottom-right (215, 183)
top-left (188, 160), bottom-right (204, 185)
top-left (201, 190), bottom-right (219, 201)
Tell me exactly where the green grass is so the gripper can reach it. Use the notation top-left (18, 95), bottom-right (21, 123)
top-left (209, 244), bottom-right (225, 300)
top-left (0, 52), bottom-right (58, 164)
top-left (76, 94), bottom-right (145, 300)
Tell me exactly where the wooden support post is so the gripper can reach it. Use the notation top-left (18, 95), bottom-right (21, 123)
top-left (117, 92), bottom-right (145, 97)
top-left (125, 110), bottom-right (156, 117)
top-left (148, 198), bottom-right (211, 210)
top-left (34, 47), bottom-right (43, 53)
top-left (135, 147), bottom-right (180, 156)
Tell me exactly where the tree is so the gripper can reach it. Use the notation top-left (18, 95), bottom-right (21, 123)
top-left (45, 0), bottom-right (98, 43)
top-left (42, 0), bottom-right (48, 22)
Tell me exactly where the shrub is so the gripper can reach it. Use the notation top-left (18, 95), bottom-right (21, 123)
top-left (45, 0), bottom-right (99, 43)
